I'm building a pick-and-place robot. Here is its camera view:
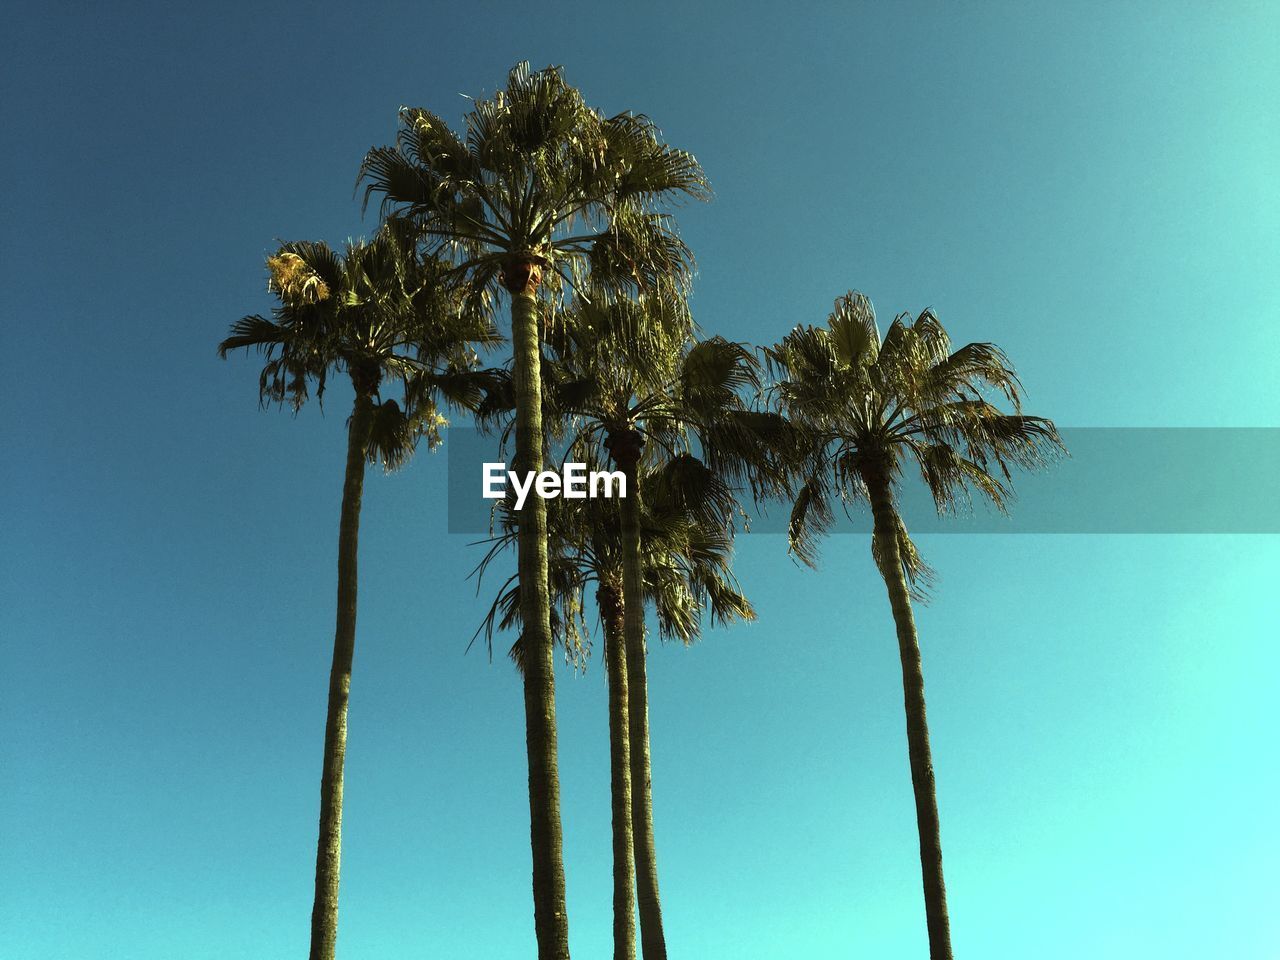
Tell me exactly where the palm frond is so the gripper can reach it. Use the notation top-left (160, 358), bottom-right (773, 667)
top-left (871, 510), bottom-right (935, 602)
top-left (828, 291), bottom-right (880, 368)
top-left (786, 466), bottom-right (835, 567)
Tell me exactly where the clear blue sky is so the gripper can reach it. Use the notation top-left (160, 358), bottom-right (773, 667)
top-left (2, 2), bottom-right (1277, 958)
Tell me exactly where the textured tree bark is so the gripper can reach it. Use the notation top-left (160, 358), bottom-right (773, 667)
top-left (598, 580), bottom-right (637, 960)
top-left (610, 430), bottom-right (668, 960)
top-left (863, 464), bottom-right (954, 960)
top-left (308, 389), bottom-right (375, 960)
top-left (508, 269), bottom-right (571, 960)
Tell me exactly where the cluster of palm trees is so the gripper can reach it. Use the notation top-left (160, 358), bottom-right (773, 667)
top-left (220, 62), bottom-right (1062, 960)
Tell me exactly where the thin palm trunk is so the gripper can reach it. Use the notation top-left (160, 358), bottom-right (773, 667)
top-left (309, 389), bottom-right (375, 960)
top-left (614, 441), bottom-right (667, 960)
top-left (863, 466), bottom-right (954, 960)
top-left (598, 581), bottom-right (637, 960)
top-left (509, 275), bottom-right (571, 960)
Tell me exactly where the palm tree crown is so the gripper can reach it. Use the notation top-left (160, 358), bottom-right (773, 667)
top-left (360, 60), bottom-right (710, 310)
top-left (767, 291), bottom-right (1063, 573)
top-left (543, 289), bottom-right (794, 504)
top-left (219, 222), bottom-right (498, 459)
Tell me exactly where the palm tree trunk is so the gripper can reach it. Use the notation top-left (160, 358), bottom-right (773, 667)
top-left (509, 274), bottom-right (571, 960)
top-left (309, 390), bottom-right (375, 960)
top-left (598, 581), bottom-right (637, 960)
top-left (863, 466), bottom-right (954, 960)
top-left (613, 440), bottom-right (668, 960)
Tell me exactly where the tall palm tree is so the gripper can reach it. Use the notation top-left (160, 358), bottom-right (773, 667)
top-left (475, 456), bottom-right (755, 960)
top-left (532, 295), bottom-right (789, 960)
top-left (765, 292), bottom-right (1063, 960)
top-left (218, 226), bottom-right (495, 960)
top-left (360, 61), bottom-right (709, 959)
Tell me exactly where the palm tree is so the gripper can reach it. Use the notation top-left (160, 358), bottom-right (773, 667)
top-left (218, 225), bottom-right (495, 960)
top-left (765, 292), bottom-right (1063, 960)
top-left (360, 61), bottom-right (709, 959)
top-left (475, 456), bottom-right (755, 960)
top-left (534, 295), bottom-right (789, 960)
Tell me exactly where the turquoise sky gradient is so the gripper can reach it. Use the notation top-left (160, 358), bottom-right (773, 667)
top-left (2, 2), bottom-right (1277, 958)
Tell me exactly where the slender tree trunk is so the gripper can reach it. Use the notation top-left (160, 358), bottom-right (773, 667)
top-left (863, 465), bottom-right (954, 960)
top-left (309, 389), bottom-right (375, 960)
top-left (610, 432), bottom-right (667, 960)
top-left (598, 580), bottom-right (637, 960)
top-left (507, 263), bottom-right (571, 960)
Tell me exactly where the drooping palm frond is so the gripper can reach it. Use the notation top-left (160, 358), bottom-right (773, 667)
top-left (364, 399), bottom-right (416, 471)
top-left (217, 312), bottom-right (327, 410)
top-left (785, 464), bottom-right (837, 569)
top-left (644, 454), bottom-right (737, 534)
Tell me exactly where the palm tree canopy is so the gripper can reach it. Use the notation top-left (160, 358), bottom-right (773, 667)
top-left (766, 291), bottom-right (1064, 572)
top-left (470, 287), bottom-right (798, 554)
top-left (545, 289), bottom-right (797, 506)
top-left (469, 289), bottom-right (775, 665)
top-left (219, 221), bottom-right (500, 468)
top-left (359, 61), bottom-right (711, 311)
top-left (472, 454), bottom-right (756, 670)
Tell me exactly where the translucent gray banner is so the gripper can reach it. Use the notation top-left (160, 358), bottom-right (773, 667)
top-left (446, 428), bottom-right (1280, 535)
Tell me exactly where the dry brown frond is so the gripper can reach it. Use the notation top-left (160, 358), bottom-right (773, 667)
top-left (267, 252), bottom-right (331, 304)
